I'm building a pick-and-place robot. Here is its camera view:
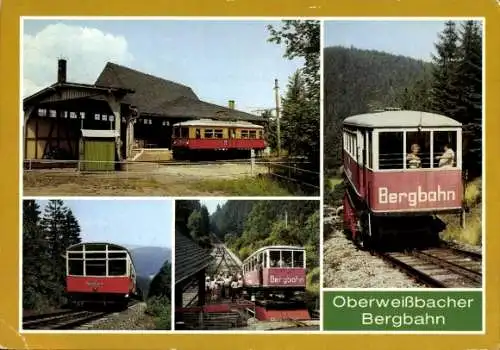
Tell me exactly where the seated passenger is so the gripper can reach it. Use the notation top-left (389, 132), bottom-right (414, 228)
top-left (436, 144), bottom-right (455, 168)
top-left (407, 144), bottom-right (422, 169)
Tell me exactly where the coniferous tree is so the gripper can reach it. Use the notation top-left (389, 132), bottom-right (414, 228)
top-left (23, 200), bottom-right (51, 309)
top-left (456, 21), bottom-right (483, 178)
top-left (430, 21), bottom-right (460, 117)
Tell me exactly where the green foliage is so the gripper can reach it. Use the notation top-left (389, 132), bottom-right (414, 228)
top-left (23, 200), bottom-right (82, 311)
top-left (146, 295), bottom-right (171, 330)
top-left (148, 261), bottom-right (171, 299)
top-left (211, 201), bottom-right (320, 271)
top-left (268, 20), bottom-right (320, 167)
top-left (431, 20), bottom-right (482, 178)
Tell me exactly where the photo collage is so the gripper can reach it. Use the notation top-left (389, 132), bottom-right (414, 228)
top-left (21, 17), bottom-right (484, 333)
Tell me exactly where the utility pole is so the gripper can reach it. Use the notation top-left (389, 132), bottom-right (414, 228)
top-left (284, 210), bottom-right (288, 228)
top-left (274, 78), bottom-right (281, 157)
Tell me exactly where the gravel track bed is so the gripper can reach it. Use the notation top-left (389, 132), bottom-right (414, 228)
top-left (323, 221), bottom-right (424, 288)
top-left (76, 302), bottom-right (156, 331)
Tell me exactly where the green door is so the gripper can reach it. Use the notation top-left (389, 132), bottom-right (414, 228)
top-left (82, 139), bottom-right (115, 171)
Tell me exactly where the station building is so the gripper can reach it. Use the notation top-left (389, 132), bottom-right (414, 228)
top-left (23, 59), bottom-right (264, 162)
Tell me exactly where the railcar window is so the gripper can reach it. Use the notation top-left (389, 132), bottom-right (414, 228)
top-left (293, 251), bottom-right (304, 268)
top-left (85, 260), bottom-right (106, 276)
top-left (406, 131), bottom-right (431, 169)
top-left (195, 129), bottom-right (201, 139)
top-left (68, 260), bottom-right (84, 275)
top-left (282, 251), bottom-right (292, 267)
top-left (85, 252), bottom-right (106, 259)
top-left (108, 260), bottom-right (127, 276)
top-left (269, 251), bottom-right (280, 267)
top-left (249, 130), bottom-right (257, 139)
top-left (204, 129), bottom-right (214, 138)
top-left (181, 127), bottom-right (189, 138)
top-left (378, 132), bottom-right (404, 169)
top-left (85, 244), bottom-right (107, 251)
top-left (433, 131), bottom-right (457, 168)
top-left (214, 129), bottom-right (224, 139)
top-left (241, 130), bottom-right (249, 139)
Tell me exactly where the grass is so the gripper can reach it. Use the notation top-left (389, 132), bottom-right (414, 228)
top-left (191, 176), bottom-right (292, 196)
top-left (440, 178), bottom-right (482, 246)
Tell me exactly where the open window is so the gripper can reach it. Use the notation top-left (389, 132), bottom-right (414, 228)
top-left (282, 250), bottom-right (292, 267)
top-left (406, 131), bottom-right (431, 169)
top-left (204, 129), bottom-right (214, 138)
top-left (269, 250), bottom-right (280, 267)
top-left (433, 131), bottom-right (457, 168)
top-left (378, 132), bottom-right (404, 169)
top-left (292, 250), bottom-right (304, 268)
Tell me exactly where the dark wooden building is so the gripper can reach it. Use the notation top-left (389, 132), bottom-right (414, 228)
top-left (23, 59), bottom-right (264, 162)
top-left (174, 230), bottom-right (213, 329)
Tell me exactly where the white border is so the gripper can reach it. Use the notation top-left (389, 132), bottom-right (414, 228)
top-left (19, 16), bottom-right (486, 336)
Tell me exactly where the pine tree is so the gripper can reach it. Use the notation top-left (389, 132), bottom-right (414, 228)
top-left (456, 20), bottom-right (483, 178)
top-left (40, 200), bottom-right (68, 304)
top-left (23, 200), bottom-right (51, 309)
top-left (430, 21), bottom-right (460, 116)
top-left (62, 208), bottom-right (82, 249)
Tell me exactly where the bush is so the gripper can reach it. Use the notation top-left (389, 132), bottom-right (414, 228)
top-left (146, 295), bottom-right (171, 330)
top-left (464, 178), bottom-right (481, 209)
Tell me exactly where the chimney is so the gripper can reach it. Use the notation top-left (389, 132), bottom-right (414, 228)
top-left (228, 100), bottom-right (235, 109)
top-left (57, 59), bottom-right (67, 83)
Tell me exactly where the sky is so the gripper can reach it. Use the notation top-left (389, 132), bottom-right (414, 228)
top-left (35, 199), bottom-right (172, 248)
top-left (324, 20), bottom-right (450, 62)
top-left (22, 19), bottom-right (304, 114)
top-left (200, 199), bottom-right (228, 215)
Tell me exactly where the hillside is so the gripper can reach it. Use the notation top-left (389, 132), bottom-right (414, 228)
top-left (128, 246), bottom-right (171, 298)
top-left (323, 46), bottom-right (433, 171)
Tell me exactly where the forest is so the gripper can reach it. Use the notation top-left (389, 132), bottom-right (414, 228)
top-left (23, 200), bottom-right (82, 310)
top-left (176, 200), bottom-right (320, 295)
top-left (23, 199), bottom-right (171, 328)
top-left (324, 20), bottom-right (482, 180)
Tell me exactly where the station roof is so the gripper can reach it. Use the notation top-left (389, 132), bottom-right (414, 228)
top-left (343, 110), bottom-right (462, 128)
top-left (175, 230), bottom-right (213, 285)
top-left (173, 118), bottom-right (264, 128)
top-left (95, 62), bottom-right (263, 122)
top-left (23, 81), bottom-right (133, 107)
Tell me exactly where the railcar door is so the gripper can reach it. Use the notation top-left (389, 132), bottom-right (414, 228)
top-left (357, 129), bottom-right (365, 195)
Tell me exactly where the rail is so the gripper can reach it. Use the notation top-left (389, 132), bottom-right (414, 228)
top-left (376, 247), bottom-right (482, 288)
top-left (22, 310), bottom-right (109, 330)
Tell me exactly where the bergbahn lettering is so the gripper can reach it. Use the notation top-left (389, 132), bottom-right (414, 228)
top-left (269, 274), bottom-right (305, 285)
top-left (378, 185), bottom-right (456, 207)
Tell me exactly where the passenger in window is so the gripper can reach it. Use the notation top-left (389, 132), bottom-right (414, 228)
top-left (407, 144), bottom-right (422, 169)
top-left (436, 144), bottom-right (455, 168)
top-left (196, 129), bottom-right (201, 139)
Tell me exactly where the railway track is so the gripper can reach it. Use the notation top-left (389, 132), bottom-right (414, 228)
top-left (22, 309), bottom-right (111, 330)
top-left (23, 301), bottom-right (140, 330)
top-left (377, 247), bottom-right (482, 288)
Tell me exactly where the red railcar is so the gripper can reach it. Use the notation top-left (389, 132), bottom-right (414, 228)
top-left (171, 119), bottom-right (266, 159)
top-left (241, 246), bottom-right (309, 321)
top-left (65, 242), bottom-right (137, 308)
top-left (242, 246), bottom-right (306, 291)
top-left (341, 110), bottom-right (464, 248)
